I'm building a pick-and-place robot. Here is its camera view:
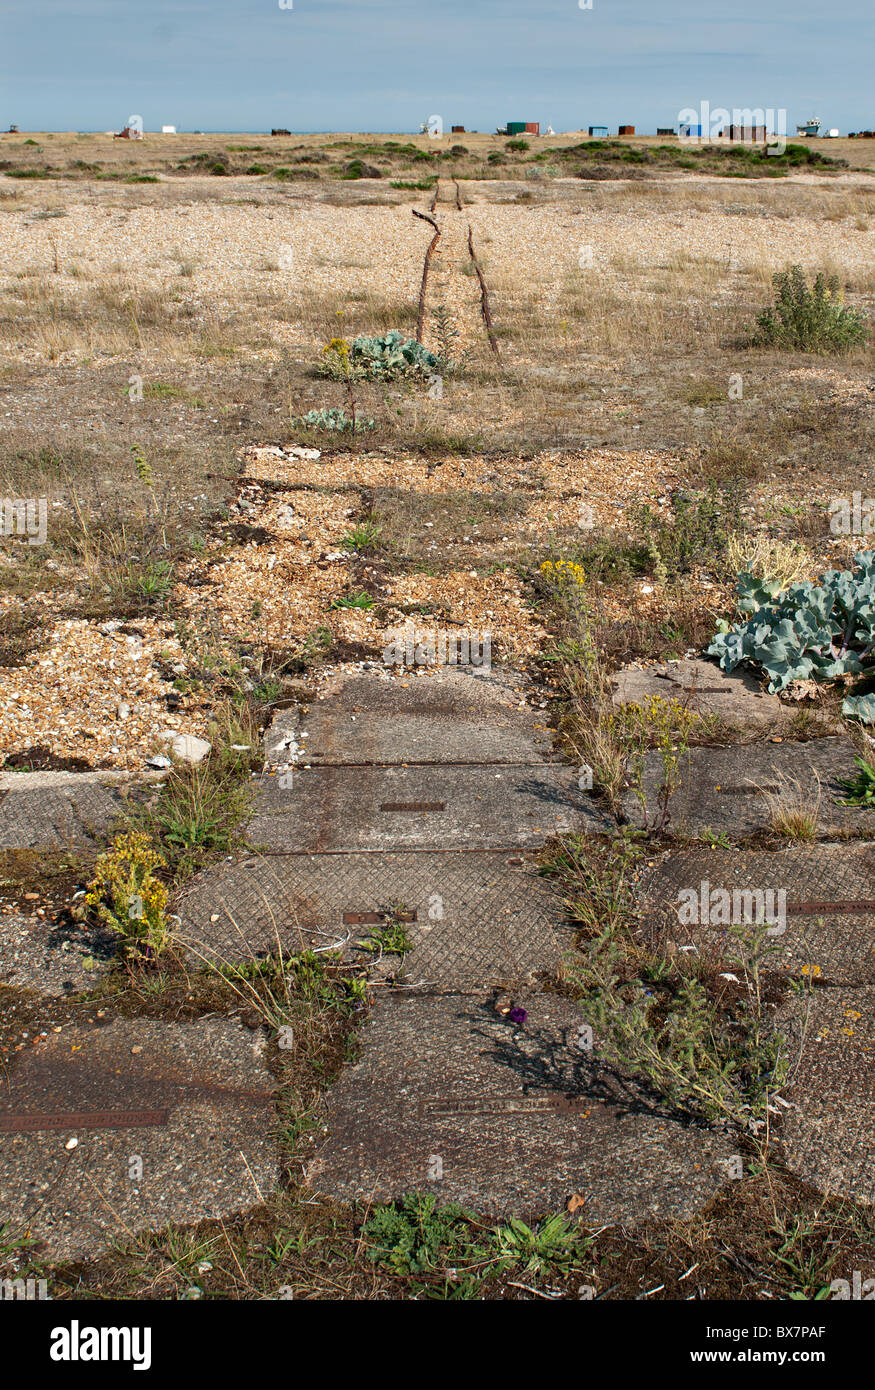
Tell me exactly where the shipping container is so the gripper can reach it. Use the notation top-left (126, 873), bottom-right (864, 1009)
top-left (618, 125), bottom-right (635, 135)
top-left (588, 126), bottom-right (608, 137)
top-left (524, 122), bottom-right (540, 135)
top-left (451, 125), bottom-right (466, 133)
top-left (506, 122), bottom-right (527, 135)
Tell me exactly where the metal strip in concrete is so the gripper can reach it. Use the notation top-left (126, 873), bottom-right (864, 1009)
top-left (303, 992), bottom-right (736, 1223)
top-left (175, 850), bottom-right (574, 989)
top-left (248, 763), bottom-right (608, 852)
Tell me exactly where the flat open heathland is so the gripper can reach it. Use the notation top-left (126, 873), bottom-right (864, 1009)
top-left (2, 134), bottom-right (875, 1302)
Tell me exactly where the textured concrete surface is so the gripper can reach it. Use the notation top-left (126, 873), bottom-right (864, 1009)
top-left (304, 992), bottom-right (736, 1222)
top-left (637, 843), bottom-right (875, 986)
top-left (0, 911), bottom-right (119, 995)
top-left (622, 737), bottom-right (875, 839)
top-left (0, 1017), bottom-right (279, 1259)
top-left (175, 850), bottom-right (572, 988)
top-left (249, 762), bottom-right (608, 852)
top-left (612, 658), bottom-right (787, 729)
top-left (0, 771), bottom-right (160, 850)
top-left (265, 667), bottom-right (556, 767)
top-left (777, 987), bottom-right (875, 1205)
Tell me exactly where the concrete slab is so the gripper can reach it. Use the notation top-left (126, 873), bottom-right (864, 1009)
top-left (0, 771), bottom-right (160, 851)
top-left (622, 737), bottom-right (875, 839)
top-left (777, 987), bottom-right (875, 1205)
top-left (248, 763), bottom-right (609, 852)
top-left (175, 851), bottom-right (572, 989)
top-left (0, 912), bottom-right (119, 995)
top-left (637, 844), bottom-right (875, 986)
top-left (0, 1017), bottom-right (279, 1260)
top-left (265, 666), bottom-right (555, 767)
top-left (304, 992), bottom-right (736, 1222)
top-left (613, 658), bottom-right (787, 729)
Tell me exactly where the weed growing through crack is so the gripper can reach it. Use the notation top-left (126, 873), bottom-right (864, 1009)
top-left (552, 831), bottom-right (793, 1127)
top-left (82, 831), bottom-right (170, 960)
top-left (762, 771), bottom-right (821, 841)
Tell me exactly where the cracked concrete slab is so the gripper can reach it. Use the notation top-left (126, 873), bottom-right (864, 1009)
top-left (175, 850), bottom-right (573, 989)
top-left (613, 658), bottom-right (788, 729)
top-left (265, 666), bottom-right (556, 766)
top-left (777, 987), bottom-right (875, 1205)
top-left (249, 763), bottom-right (609, 852)
top-left (637, 844), bottom-right (875, 987)
top-left (623, 737), bottom-right (875, 839)
top-left (0, 912), bottom-right (119, 996)
top-left (0, 771), bottom-right (161, 851)
top-left (303, 992), bottom-right (736, 1223)
top-left (0, 1017), bottom-right (279, 1260)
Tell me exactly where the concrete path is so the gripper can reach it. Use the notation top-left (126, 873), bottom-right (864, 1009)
top-left (0, 770), bottom-right (161, 850)
top-left (178, 663), bottom-right (738, 1221)
top-left (0, 1017), bottom-right (278, 1260)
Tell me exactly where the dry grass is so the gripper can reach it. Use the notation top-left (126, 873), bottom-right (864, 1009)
top-left (762, 771), bottom-right (822, 840)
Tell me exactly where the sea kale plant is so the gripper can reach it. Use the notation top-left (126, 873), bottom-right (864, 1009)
top-left (294, 406), bottom-right (375, 433)
top-left (708, 549), bottom-right (875, 722)
top-left (320, 331), bottom-right (439, 381)
top-left (753, 264), bottom-right (867, 353)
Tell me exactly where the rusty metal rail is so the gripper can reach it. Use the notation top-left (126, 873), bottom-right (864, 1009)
top-left (466, 225), bottom-right (501, 359)
top-left (412, 207), bottom-right (441, 342)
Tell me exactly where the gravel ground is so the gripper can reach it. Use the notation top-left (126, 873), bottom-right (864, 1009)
top-left (0, 617), bottom-right (212, 769)
top-left (2, 181), bottom-right (871, 369)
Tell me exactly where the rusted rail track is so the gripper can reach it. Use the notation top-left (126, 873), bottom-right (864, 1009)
top-left (412, 207), bottom-right (441, 343)
top-left (466, 225), bottom-right (501, 359)
top-left (414, 181), bottom-right (500, 357)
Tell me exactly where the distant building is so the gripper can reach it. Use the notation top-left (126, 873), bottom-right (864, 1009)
top-left (728, 124), bottom-right (766, 141)
top-left (656, 127), bottom-right (675, 136)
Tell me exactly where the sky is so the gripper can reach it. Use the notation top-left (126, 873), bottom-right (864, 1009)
top-left (1, 0), bottom-right (871, 135)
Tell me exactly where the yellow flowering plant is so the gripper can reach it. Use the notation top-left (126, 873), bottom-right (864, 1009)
top-left (85, 831), bottom-right (170, 959)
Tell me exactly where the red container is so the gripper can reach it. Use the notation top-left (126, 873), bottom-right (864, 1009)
top-left (618, 124), bottom-right (635, 135)
top-left (524, 122), bottom-right (540, 135)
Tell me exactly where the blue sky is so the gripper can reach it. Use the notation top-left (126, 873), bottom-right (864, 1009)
top-left (1, 0), bottom-right (870, 134)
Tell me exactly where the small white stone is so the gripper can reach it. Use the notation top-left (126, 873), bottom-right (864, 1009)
top-left (159, 732), bottom-right (212, 764)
